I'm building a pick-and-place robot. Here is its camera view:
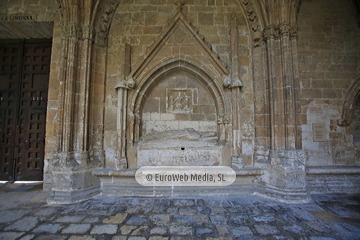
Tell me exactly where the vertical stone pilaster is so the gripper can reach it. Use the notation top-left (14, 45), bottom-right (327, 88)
top-left (228, 13), bottom-right (244, 169)
top-left (61, 22), bottom-right (79, 154)
top-left (48, 2), bottom-right (101, 203)
top-left (260, 22), bottom-right (309, 203)
top-left (280, 23), bottom-right (296, 150)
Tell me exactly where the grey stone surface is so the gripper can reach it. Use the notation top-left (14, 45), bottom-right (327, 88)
top-left (34, 208), bottom-right (58, 216)
top-left (306, 221), bottom-right (332, 233)
top-left (172, 214), bottom-right (209, 224)
top-left (195, 227), bottom-right (215, 235)
top-left (131, 226), bottom-right (149, 235)
top-left (308, 238), bottom-right (337, 240)
top-left (90, 225), bottom-right (118, 234)
top-left (111, 237), bottom-right (127, 240)
top-left (34, 235), bottom-right (67, 240)
top-left (231, 215), bottom-right (250, 225)
top-left (0, 232), bottom-right (24, 240)
top-left (19, 234), bottom-right (35, 240)
top-left (216, 225), bottom-right (229, 235)
top-left (68, 236), bottom-right (96, 240)
top-left (255, 224), bottom-right (279, 235)
top-left (126, 215), bottom-right (150, 225)
top-left (283, 225), bottom-right (305, 234)
top-left (169, 226), bottom-right (192, 235)
top-left (149, 214), bottom-right (170, 225)
top-left (232, 226), bottom-right (253, 236)
top-left (173, 199), bottom-right (195, 207)
top-left (120, 225), bottom-right (138, 235)
top-left (33, 224), bottom-right (63, 233)
top-left (0, 209), bottom-right (30, 223)
top-left (150, 226), bottom-right (168, 235)
top-left (210, 215), bottom-right (228, 225)
top-left (5, 216), bottom-right (38, 231)
top-left (61, 224), bottom-right (91, 234)
top-left (178, 207), bottom-right (198, 215)
top-left (55, 216), bottom-right (83, 223)
top-left (0, 189), bottom-right (359, 240)
top-left (127, 237), bottom-right (146, 240)
top-left (253, 214), bottom-right (276, 223)
top-left (82, 217), bottom-right (99, 223)
top-left (148, 237), bottom-right (168, 240)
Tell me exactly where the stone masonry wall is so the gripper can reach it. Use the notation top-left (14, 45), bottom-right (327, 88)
top-left (298, 0), bottom-right (360, 166)
top-left (104, 0), bottom-right (253, 168)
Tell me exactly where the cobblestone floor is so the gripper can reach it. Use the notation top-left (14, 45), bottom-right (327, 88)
top-left (0, 183), bottom-right (360, 240)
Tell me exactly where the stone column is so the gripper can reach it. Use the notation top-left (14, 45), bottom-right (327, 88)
top-left (48, 21), bottom-right (100, 204)
top-left (115, 77), bottom-right (135, 169)
top-left (225, 13), bottom-right (244, 169)
top-left (261, 24), bottom-right (309, 203)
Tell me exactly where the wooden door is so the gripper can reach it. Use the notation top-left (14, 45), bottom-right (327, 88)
top-left (0, 39), bottom-right (51, 181)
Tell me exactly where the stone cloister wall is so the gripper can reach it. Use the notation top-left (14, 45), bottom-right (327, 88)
top-left (298, 0), bottom-right (360, 167)
top-left (0, 0), bottom-right (359, 203)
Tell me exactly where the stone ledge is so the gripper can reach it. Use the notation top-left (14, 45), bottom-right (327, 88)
top-left (92, 168), bottom-right (137, 177)
top-left (92, 167), bottom-right (264, 177)
top-left (92, 167), bottom-right (265, 198)
top-left (306, 166), bottom-right (360, 194)
top-left (306, 166), bottom-right (360, 175)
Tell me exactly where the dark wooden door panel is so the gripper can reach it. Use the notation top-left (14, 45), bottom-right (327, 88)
top-left (0, 39), bottom-right (51, 181)
top-left (0, 41), bottom-right (22, 181)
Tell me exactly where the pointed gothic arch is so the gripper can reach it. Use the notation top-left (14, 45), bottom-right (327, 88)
top-left (129, 58), bottom-right (227, 144)
top-left (338, 78), bottom-right (360, 126)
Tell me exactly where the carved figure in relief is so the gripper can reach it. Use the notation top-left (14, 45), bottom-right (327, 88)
top-left (168, 90), bottom-right (191, 112)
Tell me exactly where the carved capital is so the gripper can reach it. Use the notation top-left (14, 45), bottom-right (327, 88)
top-left (279, 23), bottom-right (291, 37)
top-left (337, 118), bottom-right (351, 126)
top-left (62, 22), bottom-right (80, 39)
top-left (290, 26), bottom-right (299, 40)
top-left (253, 36), bottom-right (263, 47)
top-left (263, 25), bottom-right (279, 40)
top-left (218, 112), bottom-right (230, 124)
top-left (115, 76), bottom-right (136, 90)
top-left (223, 76), bottom-right (231, 88)
top-left (223, 76), bottom-right (243, 89)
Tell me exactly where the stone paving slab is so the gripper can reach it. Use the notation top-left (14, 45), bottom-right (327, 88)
top-left (0, 186), bottom-right (360, 240)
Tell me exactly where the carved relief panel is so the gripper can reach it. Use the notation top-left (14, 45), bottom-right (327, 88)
top-left (166, 89), bottom-right (195, 113)
top-left (141, 70), bottom-right (217, 136)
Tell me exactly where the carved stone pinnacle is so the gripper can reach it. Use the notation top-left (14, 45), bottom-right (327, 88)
top-left (174, 0), bottom-right (185, 11)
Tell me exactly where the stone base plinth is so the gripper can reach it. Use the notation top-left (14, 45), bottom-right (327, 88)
top-left (306, 166), bottom-right (360, 194)
top-left (92, 167), bottom-right (264, 197)
top-left (47, 169), bottom-right (100, 204)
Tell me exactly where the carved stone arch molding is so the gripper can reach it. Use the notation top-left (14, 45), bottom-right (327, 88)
top-left (125, 58), bottom-right (230, 168)
top-left (132, 57), bottom-right (226, 115)
top-left (93, 0), bottom-right (121, 47)
top-left (338, 78), bottom-right (360, 127)
top-left (131, 58), bottom-right (227, 141)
